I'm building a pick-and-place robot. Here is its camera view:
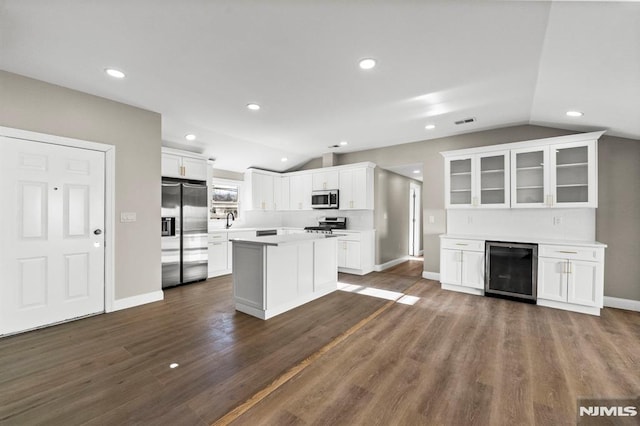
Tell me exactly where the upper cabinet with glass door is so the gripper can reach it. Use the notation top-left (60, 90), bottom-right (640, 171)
top-left (550, 141), bottom-right (596, 207)
top-left (443, 131), bottom-right (603, 210)
top-left (511, 139), bottom-right (597, 208)
top-left (444, 151), bottom-right (509, 209)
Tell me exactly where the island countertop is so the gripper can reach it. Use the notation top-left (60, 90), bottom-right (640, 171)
top-left (230, 233), bottom-right (339, 246)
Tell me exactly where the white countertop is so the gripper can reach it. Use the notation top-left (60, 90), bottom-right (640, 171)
top-left (230, 233), bottom-right (338, 246)
top-left (440, 234), bottom-right (607, 248)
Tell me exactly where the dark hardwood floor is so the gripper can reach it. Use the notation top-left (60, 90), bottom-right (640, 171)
top-left (1, 261), bottom-right (638, 425)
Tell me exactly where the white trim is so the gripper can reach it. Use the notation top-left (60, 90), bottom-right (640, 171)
top-left (441, 283), bottom-right (483, 296)
top-left (440, 130), bottom-right (606, 158)
top-left (537, 299), bottom-right (600, 316)
top-left (235, 287), bottom-right (335, 320)
top-left (0, 126), bottom-right (117, 316)
top-left (112, 291), bottom-right (164, 312)
top-left (418, 250), bottom-right (424, 256)
top-left (603, 296), bottom-right (640, 313)
top-left (161, 146), bottom-right (207, 160)
top-left (374, 256), bottom-right (410, 272)
top-left (422, 271), bottom-right (440, 280)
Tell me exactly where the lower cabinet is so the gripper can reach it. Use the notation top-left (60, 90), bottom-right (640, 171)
top-left (337, 230), bottom-right (374, 275)
top-left (439, 236), bottom-right (606, 315)
top-left (537, 244), bottom-right (604, 312)
top-left (208, 242), bottom-right (228, 276)
top-left (440, 238), bottom-right (485, 292)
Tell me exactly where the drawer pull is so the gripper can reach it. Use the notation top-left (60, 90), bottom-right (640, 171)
top-left (455, 243), bottom-right (469, 246)
top-left (557, 250), bottom-right (578, 254)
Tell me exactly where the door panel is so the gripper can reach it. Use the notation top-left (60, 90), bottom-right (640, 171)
top-left (537, 257), bottom-right (566, 302)
top-left (0, 136), bottom-right (105, 335)
top-left (567, 260), bottom-right (599, 307)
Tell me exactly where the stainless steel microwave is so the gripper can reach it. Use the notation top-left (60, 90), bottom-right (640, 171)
top-left (311, 190), bottom-right (339, 209)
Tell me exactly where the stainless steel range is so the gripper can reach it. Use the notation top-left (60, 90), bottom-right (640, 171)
top-left (304, 217), bottom-right (347, 234)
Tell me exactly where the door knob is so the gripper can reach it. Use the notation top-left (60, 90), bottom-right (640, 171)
top-left (94, 229), bottom-right (102, 235)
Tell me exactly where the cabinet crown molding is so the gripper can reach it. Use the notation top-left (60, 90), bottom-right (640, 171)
top-left (440, 130), bottom-right (605, 158)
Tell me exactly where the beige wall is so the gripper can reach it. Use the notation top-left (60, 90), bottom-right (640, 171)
top-left (597, 136), bottom-right (640, 301)
top-left (374, 169), bottom-right (422, 264)
top-left (0, 70), bottom-right (162, 300)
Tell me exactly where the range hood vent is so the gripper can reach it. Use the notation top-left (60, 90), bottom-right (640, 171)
top-left (455, 117), bottom-right (476, 125)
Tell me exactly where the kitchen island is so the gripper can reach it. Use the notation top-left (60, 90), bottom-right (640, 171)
top-left (231, 233), bottom-right (338, 319)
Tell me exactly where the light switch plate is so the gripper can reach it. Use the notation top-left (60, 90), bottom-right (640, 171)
top-left (120, 212), bottom-right (137, 222)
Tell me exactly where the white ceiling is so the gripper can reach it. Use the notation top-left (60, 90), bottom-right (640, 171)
top-left (1, 1), bottom-right (638, 173)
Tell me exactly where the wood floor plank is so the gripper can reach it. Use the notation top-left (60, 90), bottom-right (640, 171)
top-left (0, 264), bottom-right (638, 425)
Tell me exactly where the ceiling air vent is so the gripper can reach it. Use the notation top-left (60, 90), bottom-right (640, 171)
top-left (454, 117), bottom-right (476, 125)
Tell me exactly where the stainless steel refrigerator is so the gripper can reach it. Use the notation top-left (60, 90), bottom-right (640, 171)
top-left (161, 178), bottom-right (208, 288)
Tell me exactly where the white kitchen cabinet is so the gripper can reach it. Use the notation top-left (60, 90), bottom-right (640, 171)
top-left (244, 169), bottom-right (275, 211)
top-left (442, 132), bottom-right (602, 210)
top-left (337, 230), bottom-right (374, 275)
top-left (440, 237), bottom-right (485, 293)
top-left (274, 176), bottom-right (290, 211)
top-left (444, 151), bottom-right (509, 209)
top-left (338, 240), bottom-right (361, 270)
top-left (289, 173), bottom-right (312, 210)
top-left (208, 242), bottom-right (228, 277)
top-left (208, 231), bottom-right (229, 278)
top-left (511, 140), bottom-right (597, 208)
top-left (232, 236), bottom-right (337, 320)
top-left (537, 243), bottom-right (604, 313)
top-left (162, 150), bottom-right (207, 181)
top-left (312, 170), bottom-right (339, 191)
top-left (339, 167), bottom-right (374, 210)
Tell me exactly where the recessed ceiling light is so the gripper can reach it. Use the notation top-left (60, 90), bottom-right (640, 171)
top-left (340, 141), bottom-right (348, 146)
top-left (185, 134), bottom-right (196, 141)
top-left (281, 157), bottom-right (288, 162)
top-left (358, 58), bottom-right (376, 70)
top-left (413, 170), bottom-right (420, 174)
top-left (425, 124), bottom-right (436, 130)
top-left (169, 363), bottom-right (179, 369)
top-left (105, 68), bottom-right (125, 79)
top-left (566, 111), bottom-right (583, 117)
top-left (247, 103), bottom-right (261, 111)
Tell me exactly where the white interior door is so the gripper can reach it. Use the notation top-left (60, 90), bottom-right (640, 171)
top-left (0, 136), bottom-right (105, 335)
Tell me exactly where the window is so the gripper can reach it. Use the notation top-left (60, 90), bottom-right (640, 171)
top-left (210, 179), bottom-right (241, 221)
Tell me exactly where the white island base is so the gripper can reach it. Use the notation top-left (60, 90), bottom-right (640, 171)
top-left (231, 234), bottom-right (338, 320)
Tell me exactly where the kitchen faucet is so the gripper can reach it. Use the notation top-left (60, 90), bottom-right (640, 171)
top-left (225, 212), bottom-right (235, 229)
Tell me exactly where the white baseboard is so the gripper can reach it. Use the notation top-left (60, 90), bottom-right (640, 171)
top-left (422, 271), bottom-right (440, 281)
top-left (110, 290), bottom-right (164, 312)
top-left (603, 296), bottom-right (640, 313)
top-left (374, 256), bottom-right (410, 272)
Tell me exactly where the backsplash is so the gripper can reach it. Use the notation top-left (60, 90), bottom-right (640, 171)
top-left (447, 208), bottom-right (596, 241)
top-left (210, 209), bottom-right (374, 231)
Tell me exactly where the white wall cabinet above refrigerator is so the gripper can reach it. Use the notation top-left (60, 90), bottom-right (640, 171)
top-left (162, 149), bottom-right (208, 181)
top-left (442, 131), bottom-right (602, 209)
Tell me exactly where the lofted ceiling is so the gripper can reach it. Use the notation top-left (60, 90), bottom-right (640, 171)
top-left (1, 1), bottom-right (638, 173)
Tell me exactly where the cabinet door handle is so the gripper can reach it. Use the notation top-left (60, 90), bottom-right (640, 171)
top-left (567, 261), bottom-right (572, 274)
